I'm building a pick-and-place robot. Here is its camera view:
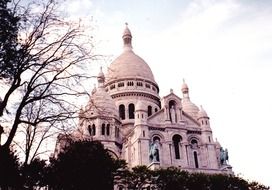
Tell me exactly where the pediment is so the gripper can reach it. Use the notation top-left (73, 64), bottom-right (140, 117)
top-left (162, 92), bottom-right (181, 102)
top-left (147, 108), bottom-right (165, 124)
top-left (146, 108), bottom-right (200, 128)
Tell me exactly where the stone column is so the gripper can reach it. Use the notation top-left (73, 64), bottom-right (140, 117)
top-left (177, 107), bottom-right (182, 122)
top-left (165, 106), bottom-right (171, 123)
top-left (181, 143), bottom-right (187, 167)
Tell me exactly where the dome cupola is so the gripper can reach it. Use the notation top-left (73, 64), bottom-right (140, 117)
top-left (85, 68), bottom-right (118, 119)
top-left (198, 105), bottom-right (209, 118)
top-left (105, 24), bottom-right (158, 86)
top-left (104, 24), bottom-right (161, 129)
top-left (122, 23), bottom-right (132, 50)
top-left (181, 80), bottom-right (199, 119)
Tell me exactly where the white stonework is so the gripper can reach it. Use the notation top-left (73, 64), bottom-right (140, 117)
top-left (54, 25), bottom-right (232, 175)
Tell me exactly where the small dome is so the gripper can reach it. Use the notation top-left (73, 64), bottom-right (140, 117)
top-left (135, 101), bottom-right (146, 111)
top-left (182, 99), bottom-right (199, 119)
top-left (86, 87), bottom-right (118, 118)
top-left (181, 80), bottom-right (199, 118)
top-left (85, 69), bottom-right (118, 118)
top-left (198, 105), bottom-right (208, 118)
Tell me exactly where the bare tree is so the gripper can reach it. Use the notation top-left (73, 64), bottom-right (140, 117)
top-left (13, 98), bottom-right (61, 165)
top-left (0, 0), bottom-right (95, 153)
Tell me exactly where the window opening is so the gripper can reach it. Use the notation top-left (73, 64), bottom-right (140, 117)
top-left (194, 151), bottom-right (199, 168)
top-left (102, 123), bottom-right (105, 135)
top-left (106, 124), bottom-right (110, 136)
top-left (129, 103), bottom-right (135, 119)
top-left (172, 135), bottom-right (182, 159)
top-left (119, 104), bottom-right (125, 120)
top-left (92, 124), bottom-right (96, 135)
top-left (148, 106), bottom-right (152, 116)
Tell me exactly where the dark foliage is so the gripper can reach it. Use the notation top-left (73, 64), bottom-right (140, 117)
top-left (0, 0), bottom-right (20, 79)
top-left (0, 147), bottom-right (22, 189)
top-left (155, 167), bottom-right (188, 190)
top-left (249, 181), bottom-right (270, 190)
top-left (116, 166), bottom-right (269, 190)
top-left (21, 158), bottom-right (47, 189)
top-left (48, 140), bottom-right (124, 190)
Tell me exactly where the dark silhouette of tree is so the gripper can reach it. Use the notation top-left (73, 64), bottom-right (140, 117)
top-left (0, 0), bottom-right (20, 80)
top-left (14, 100), bottom-right (60, 165)
top-left (21, 158), bottom-right (47, 189)
top-left (248, 181), bottom-right (270, 190)
top-left (0, 147), bottom-right (22, 190)
top-left (114, 166), bottom-right (269, 190)
top-left (0, 0), bottom-right (93, 153)
top-left (48, 140), bottom-right (124, 190)
top-left (155, 167), bottom-right (188, 190)
top-left (186, 172), bottom-right (210, 190)
top-left (124, 166), bottom-right (154, 189)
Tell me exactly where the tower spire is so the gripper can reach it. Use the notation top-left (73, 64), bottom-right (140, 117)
top-left (182, 79), bottom-right (190, 99)
top-left (97, 66), bottom-right (105, 87)
top-left (122, 23), bottom-right (132, 50)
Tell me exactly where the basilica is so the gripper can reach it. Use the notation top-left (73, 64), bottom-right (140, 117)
top-left (54, 25), bottom-right (232, 174)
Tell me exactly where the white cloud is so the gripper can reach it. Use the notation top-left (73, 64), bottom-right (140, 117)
top-left (62, 0), bottom-right (93, 17)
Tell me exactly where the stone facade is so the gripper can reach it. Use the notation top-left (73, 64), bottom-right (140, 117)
top-left (54, 25), bottom-right (232, 175)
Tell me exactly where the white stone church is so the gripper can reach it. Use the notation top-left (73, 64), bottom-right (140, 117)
top-left (54, 25), bottom-right (232, 174)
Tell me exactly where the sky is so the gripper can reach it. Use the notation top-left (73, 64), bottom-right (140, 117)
top-left (8, 0), bottom-right (272, 187)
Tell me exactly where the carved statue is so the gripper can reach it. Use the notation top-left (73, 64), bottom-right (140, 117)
top-left (220, 147), bottom-right (229, 165)
top-left (149, 141), bottom-right (160, 162)
top-left (225, 148), bottom-right (229, 162)
top-left (170, 105), bottom-right (176, 123)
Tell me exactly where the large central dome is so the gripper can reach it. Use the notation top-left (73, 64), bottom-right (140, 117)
top-left (105, 24), bottom-right (157, 86)
top-left (104, 24), bottom-right (161, 130)
top-left (106, 50), bottom-right (156, 84)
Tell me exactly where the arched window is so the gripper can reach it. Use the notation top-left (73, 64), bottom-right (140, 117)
top-left (92, 124), bottom-right (96, 136)
top-left (119, 104), bottom-right (125, 120)
top-left (128, 103), bottom-right (135, 119)
top-left (88, 125), bottom-right (92, 135)
top-left (102, 123), bottom-right (105, 135)
top-left (193, 151), bottom-right (199, 168)
top-left (191, 139), bottom-right (199, 149)
top-left (155, 108), bottom-right (158, 112)
top-left (118, 82), bottom-right (124, 87)
top-left (191, 139), bottom-right (198, 145)
top-left (148, 106), bottom-right (152, 116)
top-left (106, 124), bottom-right (110, 136)
top-left (172, 135), bottom-right (182, 159)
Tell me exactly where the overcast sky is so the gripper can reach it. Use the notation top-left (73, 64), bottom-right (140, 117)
top-left (13, 0), bottom-right (272, 187)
